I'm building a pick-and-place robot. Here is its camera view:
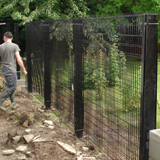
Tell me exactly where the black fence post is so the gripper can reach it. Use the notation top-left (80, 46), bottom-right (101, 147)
top-left (43, 24), bottom-right (51, 110)
top-left (73, 19), bottom-right (84, 138)
top-left (0, 23), bottom-right (6, 44)
top-left (0, 23), bottom-right (6, 61)
top-left (14, 23), bottom-right (20, 79)
top-left (25, 23), bottom-right (32, 92)
top-left (140, 14), bottom-right (158, 160)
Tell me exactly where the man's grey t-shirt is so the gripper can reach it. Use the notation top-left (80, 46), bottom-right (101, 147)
top-left (0, 42), bottom-right (20, 73)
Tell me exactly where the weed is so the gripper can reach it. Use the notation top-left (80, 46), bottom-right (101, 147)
top-left (28, 113), bottom-right (35, 124)
top-left (0, 85), bottom-right (4, 92)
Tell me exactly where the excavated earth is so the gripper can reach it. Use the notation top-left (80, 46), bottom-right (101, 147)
top-left (0, 86), bottom-right (105, 160)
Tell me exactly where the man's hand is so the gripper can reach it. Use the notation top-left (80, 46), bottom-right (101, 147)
top-left (23, 69), bottom-right (27, 76)
top-left (15, 51), bottom-right (27, 76)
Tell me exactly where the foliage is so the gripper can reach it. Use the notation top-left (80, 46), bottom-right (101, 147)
top-left (119, 66), bottom-right (141, 112)
top-left (63, 37), bottom-right (126, 97)
top-left (0, 0), bottom-right (159, 26)
top-left (86, 0), bottom-right (159, 16)
top-left (51, 19), bottom-right (127, 98)
top-left (62, 47), bottom-right (109, 100)
top-left (83, 49), bottom-right (107, 91)
top-left (157, 93), bottom-right (160, 110)
top-left (29, 113), bottom-right (35, 124)
top-left (0, 85), bottom-right (4, 92)
top-left (0, 0), bottom-right (88, 26)
top-left (50, 20), bottom-right (73, 49)
top-left (1, 0), bottom-right (160, 48)
top-left (85, 0), bottom-right (160, 41)
top-left (105, 38), bottom-right (127, 86)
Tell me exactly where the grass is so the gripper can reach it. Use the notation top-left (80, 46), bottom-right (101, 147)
top-left (157, 60), bottom-right (160, 128)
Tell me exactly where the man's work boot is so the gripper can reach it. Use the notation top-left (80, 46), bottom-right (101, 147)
top-left (0, 89), bottom-right (11, 111)
top-left (9, 92), bottom-right (18, 109)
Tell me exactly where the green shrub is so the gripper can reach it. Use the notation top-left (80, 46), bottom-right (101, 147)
top-left (105, 40), bottom-right (127, 86)
top-left (62, 38), bottom-right (127, 97)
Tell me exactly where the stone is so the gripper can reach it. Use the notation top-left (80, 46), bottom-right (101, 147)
top-left (77, 154), bottom-right (83, 160)
top-left (33, 135), bottom-right (41, 140)
top-left (26, 151), bottom-right (32, 156)
top-left (32, 138), bottom-right (53, 143)
top-left (26, 151), bottom-right (31, 154)
top-left (16, 145), bottom-right (28, 152)
top-left (22, 120), bottom-right (28, 128)
top-left (83, 157), bottom-right (96, 160)
top-left (48, 125), bottom-right (55, 129)
top-left (76, 151), bottom-right (82, 156)
top-left (57, 141), bottom-right (76, 155)
top-left (96, 153), bottom-right (107, 158)
top-left (43, 120), bottom-right (53, 126)
top-left (18, 155), bottom-right (27, 160)
top-left (82, 147), bottom-right (89, 152)
top-left (25, 129), bottom-right (31, 133)
top-left (12, 136), bottom-right (21, 143)
top-left (38, 108), bottom-right (44, 113)
top-left (23, 134), bottom-right (34, 143)
top-left (3, 149), bottom-right (15, 155)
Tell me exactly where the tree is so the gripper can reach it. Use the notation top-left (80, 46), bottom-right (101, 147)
top-left (86, 0), bottom-right (160, 41)
top-left (0, 0), bottom-right (88, 25)
top-left (0, 0), bottom-right (160, 26)
top-left (86, 0), bottom-right (160, 16)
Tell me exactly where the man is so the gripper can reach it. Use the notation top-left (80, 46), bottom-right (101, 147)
top-left (0, 31), bottom-right (27, 111)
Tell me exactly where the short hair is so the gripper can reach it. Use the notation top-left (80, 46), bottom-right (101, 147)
top-left (4, 31), bottom-right (13, 39)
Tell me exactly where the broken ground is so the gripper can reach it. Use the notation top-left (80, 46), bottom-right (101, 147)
top-left (0, 86), bottom-right (107, 160)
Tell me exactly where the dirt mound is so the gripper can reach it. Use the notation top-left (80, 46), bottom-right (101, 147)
top-left (0, 90), bottom-right (101, 160)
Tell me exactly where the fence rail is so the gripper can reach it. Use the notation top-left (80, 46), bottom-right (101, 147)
top-left (26, 14), bottom-right (158, 160)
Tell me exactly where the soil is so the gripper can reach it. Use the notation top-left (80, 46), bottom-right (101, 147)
top-left (0, 89), bottom-right (99, 160)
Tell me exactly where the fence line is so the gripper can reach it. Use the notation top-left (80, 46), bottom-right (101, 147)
top-left (26, 14), bottom-right (158, 160)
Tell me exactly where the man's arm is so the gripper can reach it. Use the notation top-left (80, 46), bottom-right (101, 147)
top-left (15, 51), bottom-right (27, 76)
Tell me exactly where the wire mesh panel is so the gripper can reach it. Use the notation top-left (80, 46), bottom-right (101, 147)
top-left (81, 15), bottom-right (142, 159)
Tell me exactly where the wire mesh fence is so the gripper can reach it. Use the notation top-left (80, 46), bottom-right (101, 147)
top-left (26, 14), bottom-right (158, 160)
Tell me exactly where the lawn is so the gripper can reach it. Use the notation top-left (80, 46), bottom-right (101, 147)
top-left (157, 60), bottom-right (160, 128)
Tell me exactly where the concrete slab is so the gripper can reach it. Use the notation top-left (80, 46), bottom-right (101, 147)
top-left (149, 129), bottom-right (160, 160)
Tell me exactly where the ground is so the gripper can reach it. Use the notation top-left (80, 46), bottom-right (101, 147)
top-left (0, 89), bottom-right (100, 160)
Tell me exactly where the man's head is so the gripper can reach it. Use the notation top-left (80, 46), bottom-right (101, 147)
top-left (3, 31), bottom-right (13, 42)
